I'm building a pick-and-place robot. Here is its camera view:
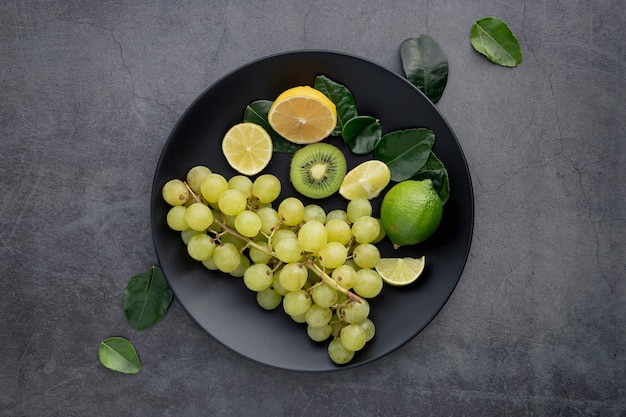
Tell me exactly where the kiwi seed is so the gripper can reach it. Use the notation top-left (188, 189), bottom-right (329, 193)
top-left (289, 143), bottom-right (347, 199)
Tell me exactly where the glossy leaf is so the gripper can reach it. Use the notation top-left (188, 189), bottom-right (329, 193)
top-left (243, 100), bottom-right (302, 153)
top-left (342, 116), bottom-right (382, 155)
top-left (314, 75), bottom-right (358, 136)
top-left (373, 128), bottom-right (435, 182)
top-left (123, 265), bottom-right (173, 331)
top-left (98, 337), bottom-right (141, 374)
top-left (411, 151), bottom-right (450, 204)
top-left (400, 35), bottom-right (449, 103)
top-left (470, 17), bottom-right (522, 67)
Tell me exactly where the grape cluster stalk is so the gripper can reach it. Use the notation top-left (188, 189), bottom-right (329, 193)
top-left (162, 165), bottom-right (386, 365)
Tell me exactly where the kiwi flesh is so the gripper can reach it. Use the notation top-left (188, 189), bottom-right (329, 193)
top-left (290, 143), bottom-right (347, 199)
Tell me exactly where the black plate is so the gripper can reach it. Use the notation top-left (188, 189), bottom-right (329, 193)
top-left (151, 50), bottom-right (474, 372)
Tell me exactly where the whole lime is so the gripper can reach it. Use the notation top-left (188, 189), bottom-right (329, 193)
top-left (380, 179), bottom-right (443, 248)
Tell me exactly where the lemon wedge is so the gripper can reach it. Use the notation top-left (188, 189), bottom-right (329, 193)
top-left (339, 160), bottom-right (391, 200)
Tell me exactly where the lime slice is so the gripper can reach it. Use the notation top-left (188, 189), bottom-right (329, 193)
top-left (222, 122), bottom-right (273, 176)
top-left (339, 160), bottom-right (391, 200)
top-left (375, 256), bottom-right (425, 286)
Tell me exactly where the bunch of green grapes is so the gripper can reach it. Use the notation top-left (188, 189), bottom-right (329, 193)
top-left (162, 165), bottom-right (386, 365)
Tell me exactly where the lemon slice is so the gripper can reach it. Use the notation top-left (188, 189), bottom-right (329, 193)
top-left (222, 122), bottom-right (273, 176)
top-left (375, 256), bottom-right (425, 286)
top-left (339, 160), bottom-right (391, 200)
top-left (268, 86), bottom-right (337, 144)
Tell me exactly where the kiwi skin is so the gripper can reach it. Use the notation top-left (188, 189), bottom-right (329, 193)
top-left (290, 143), bottom-right (347, 199)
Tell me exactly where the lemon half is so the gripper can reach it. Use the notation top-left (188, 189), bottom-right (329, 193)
top-left (268, 86), bottom-right (337, 144)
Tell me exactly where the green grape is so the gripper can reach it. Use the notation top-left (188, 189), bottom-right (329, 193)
top-left (222, 213), bottom-right (237, 229)
top-left (351, 216), bottom-right (380, 244)
top-left (318, 242), bottom-right (348, 269)
top-left (340, 323), bottom-right (366, 351)
top-left (271, 228), bottom-right (297, 247)
top-left (162, 179), bottom-right (190, 206)
top-left (220, 233), bottom-right (247, 249)
top-left (278, 262), bottom-right (308, 292)
top-left (372, 218), bottom-right (386, 243)
top-left (184, 202), bottom-right (215, 231)
top-left (311, 283), bottom-right (338, 308)
top-left (187, 233), bottom-right (216, 261)
top-left (186, 165), bottom-right (212, 193)
top-left (229, 255), bottom-right (250, 277)
top-left (256, 288), bottom-right (282, 310)
top-left (305, 304), bottom-right (333, 328)
top-left (228, 175), bottom-right (253, 199)
top-left (200, 173), bottom-right (229, 203)
top-left (181, 228), bottom-right (202, 245)
top-left (307, 324), bottom-right (332, 342)
top-left (324, 219), bottom-right (352, 245)
top-left (243, 263), bottom-right (273, 291)
top-left (335, 292), bottom-right (349, 304)
top-left (166, 206), bottom-right (189, 231)
top-left (235, 210), bottom-right (262, 237)
top-left (346, 198), bottom-right (372, 223)
top-left (353, 268), bottom-right (383, 298)
top-left (208, 209), bottom-right (223, 233)
top-left (331, 265), bottom-right (357, 289)
top-left (339, 299), bottom-right (370, 324)
top-left (282, 290), bottom-right (312, 316)
top-left (213, 243), bottom-right (241, 273)
top-left (272, 267), bottom-right (289, 296)
top-left (328, 338), bottom-right (354, 365)
top-left (307, 266), bottom-right (321, 285)
top-left (297, 220), bottom-right (327, 254)
top-left (304, 204), bottom-right (326, 223)
top-left (343, 258), bottom-right (361, 271)
top-left (256, 207), bottom-right (281, 235)
top-left (326, 209), bottom-right (349, 224)
top-left (274, 238), bottom-right (303, 263)
top-left (352, 243), bottom-right (381, 269)
top-left (249, 241), bottom-right (272, 264)
top-left (218, 189), bottom-right (247, 216)
top-left (358, 318), bottom-right (376, 342)
top-left (290, 313), bottom-right (307, 323)
top-left (251, 174), bottom-right (281, 204)
top-left (330, 315), bottom-right (342, 338)
top-left (278, 197), bottom-right (305, 226)
top-left (201, 256), bottom-right (218, 270)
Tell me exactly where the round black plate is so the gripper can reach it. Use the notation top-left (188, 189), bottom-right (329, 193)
top-left (151, 50), bottom-right (474, 372)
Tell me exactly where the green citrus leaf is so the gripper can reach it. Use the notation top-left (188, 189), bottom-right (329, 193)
top-left (98, 337), bottom-right (141, 374)
top-left (342, 116), bottom-right (382, 155)
top-left (400, 35), bottom-right (449, 103)
top-left (314, 75), bottom-right (358, 136)
top-left (373, 128), bottom-right (435, 182)
top-left (243, 100), bottom-right (302, 153)
top-left (123, 265), bottom-right (173, 331)
top-left (411, 151), bottom-right (450, 204)
top-left (470, 17), bottom-right (522, 67)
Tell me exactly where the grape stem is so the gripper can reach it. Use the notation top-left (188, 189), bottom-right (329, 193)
top-left (305, 261), bottom-right (364, 304)
top-left (212, 218), bottom-right (364, 304)
top-left (183, 181), bottom-right (203, 204)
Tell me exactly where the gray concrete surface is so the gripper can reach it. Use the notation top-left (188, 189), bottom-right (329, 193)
top-left (1, 1), bottom-right (624, 416)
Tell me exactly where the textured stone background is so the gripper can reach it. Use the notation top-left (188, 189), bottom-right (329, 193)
top-left (1, 1), bottom-right (624, 416)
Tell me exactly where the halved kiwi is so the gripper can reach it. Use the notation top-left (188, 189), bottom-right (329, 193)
top-left (289, 143), bottom-right (347, 199)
